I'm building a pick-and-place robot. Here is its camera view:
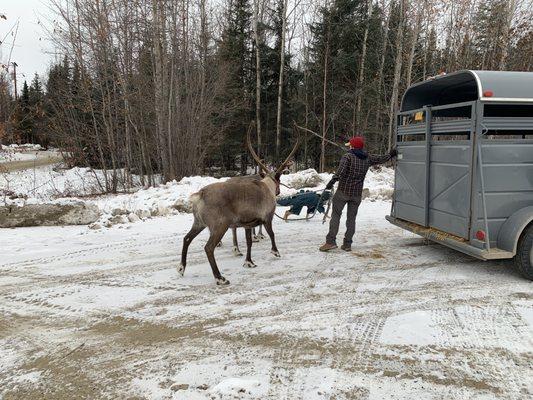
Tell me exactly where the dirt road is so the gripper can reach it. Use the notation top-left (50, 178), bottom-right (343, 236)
top-left (1, 201), bottom-right (532, 399)
top-left (0, 152), bottom-right (63, 172)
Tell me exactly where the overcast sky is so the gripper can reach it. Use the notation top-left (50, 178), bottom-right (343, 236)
top-left (1, 1), bottom-right (54, 90)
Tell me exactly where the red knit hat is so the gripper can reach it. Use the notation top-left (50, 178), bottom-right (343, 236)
top-left (346, 136), bottom-right (365, 149)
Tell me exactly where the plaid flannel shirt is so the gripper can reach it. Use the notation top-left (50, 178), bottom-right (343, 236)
top-left (332, 152), bottom-right (391, 197)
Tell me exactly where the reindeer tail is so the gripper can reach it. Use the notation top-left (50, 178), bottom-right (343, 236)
top-left (189, 190), bottom-right (206, 226)
top-left (189, 191), bottom-right (202, 205)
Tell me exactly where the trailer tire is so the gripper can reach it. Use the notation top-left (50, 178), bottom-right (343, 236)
top-left (515, 224), bottom-right (533, 280)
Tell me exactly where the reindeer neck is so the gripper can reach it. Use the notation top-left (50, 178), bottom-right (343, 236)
top-left (261, 175), bottom-right (277, 196)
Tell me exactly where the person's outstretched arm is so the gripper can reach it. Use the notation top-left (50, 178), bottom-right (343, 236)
top-left (369, 148), bottom-right (397, 166)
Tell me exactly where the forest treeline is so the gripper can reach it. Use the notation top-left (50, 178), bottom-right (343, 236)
top-left (0, 0), bottom-right (532, 190)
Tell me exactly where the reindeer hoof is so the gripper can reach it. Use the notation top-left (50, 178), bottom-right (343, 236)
top-left (232, 246), bottom-right (243, 257)
top-left (177, 263), bottom-right (185, 277)
top-left (252, 235), bottom-right (260, 243)
top-left (216, 277), bottom-right (230, 285)
top-left (271, 250), bottom-right (281, 258)
top-left (243, 261), bottom-right (257, 268)
top-left (217, 241), bottom-right (223, 247)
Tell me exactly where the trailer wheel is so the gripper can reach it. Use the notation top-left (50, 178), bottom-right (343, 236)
top-left (515, 224), bottom-right (533, 280)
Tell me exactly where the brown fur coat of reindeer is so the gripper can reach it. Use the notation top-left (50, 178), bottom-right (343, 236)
top-left (179, 124), bottom-right (300, 285)
top-left (225, 174), bottom-right (264, 256)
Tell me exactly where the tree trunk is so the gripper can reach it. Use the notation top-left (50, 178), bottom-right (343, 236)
top-left (275, 0), bottom-right (288, 159)
top-left (320, 39), bottom-right (330, 173)
top-left (253, 0), bottom-right (262, 161)
top-left (376, 0), bottom-right (391, 150)
top-left (406, 6), bottom-right (423, 88)
top-left (152, 0), bottom-right (170, 180)
top-left (387, 0), bottom-right (406, 151)
top-left (498, 0), bottom-right (517, 70)
top-left (353, 0), bottom-right (371, 134)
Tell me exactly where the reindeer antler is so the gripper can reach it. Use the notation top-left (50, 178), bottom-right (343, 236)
top-left (274, 123), bottom-right (301, 176)
top-left (246, 121), bottom-right (269, 173)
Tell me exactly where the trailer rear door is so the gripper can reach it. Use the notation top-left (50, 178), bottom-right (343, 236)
top-left (427, 103), bottom-right (476, 238)
top-left (394, 103), bottom-right (475, 239)
top-left (394, 108), bottom-right (429, 226)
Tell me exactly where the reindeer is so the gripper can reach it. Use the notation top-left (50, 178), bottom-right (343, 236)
top-left (225, 174), bottom-right (264, 256)
top-left (178, 124), bottom-right (300, 285)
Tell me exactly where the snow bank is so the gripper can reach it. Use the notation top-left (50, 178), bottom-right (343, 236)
top-left (1, 165), bottom-right (394, 228)
top-left (280, 168), bottom-right (327, 189)
top-left (90, 176), bottom-right (223, 228)
top-left (361, 166), bottom-right (395, 201)
top-left (286, 166), bottom-right (394, 201)
top-left (89, 167), bottom-right (393, 228)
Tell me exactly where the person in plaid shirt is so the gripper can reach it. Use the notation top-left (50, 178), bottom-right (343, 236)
top-left (319, 136), bottom-right (397, 252)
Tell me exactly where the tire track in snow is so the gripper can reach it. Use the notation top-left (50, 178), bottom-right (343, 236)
top-left (430, 303), bottom-right (532, 396)
top-left (0, 233), bottom-right (179, 270)
top-left (262, 236), bottom-right (333, 400)
top-left (0, 235), bottom-right (274, 316)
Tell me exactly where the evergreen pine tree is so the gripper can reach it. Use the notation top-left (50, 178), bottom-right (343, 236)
top-left (13, 81), bottom-right (33, 143)
top-left (29, 74), bottom-right (47, 145)
top-left (216, 0), bottom-right (254, 172)
top-left (306, 0), bottom-right (370, 168)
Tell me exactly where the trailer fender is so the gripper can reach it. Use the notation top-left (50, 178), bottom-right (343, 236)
top-left (497, 206), bottom-right (533, 255)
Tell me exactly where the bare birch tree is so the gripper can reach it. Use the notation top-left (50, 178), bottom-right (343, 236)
top-left (387, 0), bottom-right (406, 151)
top-left (253, 0), bottom-right (263, 159)
top-left (353, 0), bottom-right (371, 134)
top-left (275, 0), bottom-right (289, 158)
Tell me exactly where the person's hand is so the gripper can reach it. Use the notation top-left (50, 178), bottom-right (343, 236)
top-left (325, 179), bottom-right (335, 190)
top-left (389, 148), bottom-right (398, 158)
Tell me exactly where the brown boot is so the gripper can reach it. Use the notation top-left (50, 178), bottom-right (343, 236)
top-left (340, 244), bottom-right (351, 252)
top-left (319, 243), bottom-right (338, 252)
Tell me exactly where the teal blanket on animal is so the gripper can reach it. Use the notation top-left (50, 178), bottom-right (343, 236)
top-left (277, 190), bottom-right (331, 215)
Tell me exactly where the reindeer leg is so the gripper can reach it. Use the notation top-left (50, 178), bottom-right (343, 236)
top-left (205, 226), bottom-right (230, 285)
top-left (264, 219), bottom-right (280, 258)
top-left (253, 225), bottom-right (265, 241)
top-left (252, 227), bottom-right (260, 242)
top-left (179, 222), bottom-right (205, 276)
top-left (232, 227), bottom-right (243, 256)
top-left (243, 228), bottom-right (257, 268)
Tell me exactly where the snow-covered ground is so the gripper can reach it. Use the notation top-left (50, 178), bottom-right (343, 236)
top-left (1, 163), bottom-right (532, 398)
top-left (1, 165), bottom-right (393, 228)
top-left (1, 178), bottom-right (532, 398)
